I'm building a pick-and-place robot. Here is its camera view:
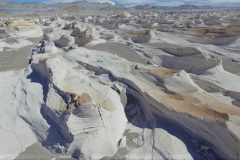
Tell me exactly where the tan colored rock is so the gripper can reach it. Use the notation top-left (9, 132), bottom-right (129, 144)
top-left (68, 93), bottom-right (92, 110)
top-left (75, 92), bottom-right (92, 106)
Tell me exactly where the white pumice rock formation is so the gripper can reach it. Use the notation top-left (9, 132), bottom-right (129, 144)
top-left (1, 6), bottom-right (240, 160)
top-left (130, 30), bottom-right (154, 43)
top-left (54, 35), bottom-right (74, 48)
top-left (4, 19), bottom-right (43, 37)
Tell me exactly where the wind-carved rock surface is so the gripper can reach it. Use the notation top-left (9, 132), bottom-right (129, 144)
top-left (19, 54), bottom-right (127, 159)
top-left (1, 6), bottom-right (240, 160)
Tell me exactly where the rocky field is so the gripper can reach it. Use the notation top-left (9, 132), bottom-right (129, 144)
top-left (0, 3), bottom-right (240, 160)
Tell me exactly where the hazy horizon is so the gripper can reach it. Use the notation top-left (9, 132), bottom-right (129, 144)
top-left (4, 0), bottom-right (240, 7)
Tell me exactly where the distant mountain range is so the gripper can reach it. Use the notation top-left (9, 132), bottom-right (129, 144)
top-left (0, 2), bottom-right (221, 17)
top-left (134, 4), bottom-right (213, 10)
top-left (0, 1), bottom-right (127, 16)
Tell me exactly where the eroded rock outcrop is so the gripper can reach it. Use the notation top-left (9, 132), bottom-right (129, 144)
top-left (54, 35), bottom-right (74, 48)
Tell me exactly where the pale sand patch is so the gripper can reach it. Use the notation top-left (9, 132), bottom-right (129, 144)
top-left (0, 37), bottom-right (41, 72)
top-left (222, 59), bottom-right (240, 76)
top-left (85, 42), bottom-right (146, 64)
top-left (15, 142), bottom-right (75, 160)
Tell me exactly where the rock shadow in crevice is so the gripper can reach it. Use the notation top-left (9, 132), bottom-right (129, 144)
top-left (40, 104), bottom-right (74, 153)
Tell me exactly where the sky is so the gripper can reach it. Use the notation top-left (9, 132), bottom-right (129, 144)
top-left (7, 0), bottom-right (240, 7)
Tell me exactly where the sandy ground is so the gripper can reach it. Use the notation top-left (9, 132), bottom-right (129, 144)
top-left (0, 28), bottom-right (51, 72)
top-left (15, 142), bottom-right (75, 160)
top-left (85, 42), bottom-right (146, 64)
top-left (222, 59), bottom-right (240, 76)
top-left (0, 37), bottom-right (41, 72)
